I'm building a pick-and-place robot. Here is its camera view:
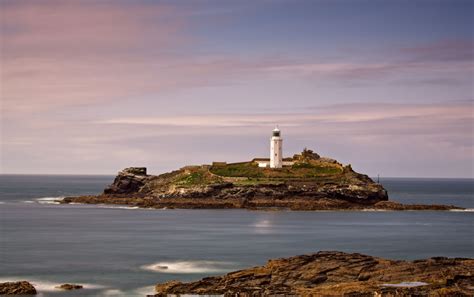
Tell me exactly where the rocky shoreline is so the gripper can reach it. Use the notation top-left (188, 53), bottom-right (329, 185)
top-left (61, 195), bottom-right (462, 211)
top-left (149, 251), bottom-right (474, 297)
top-left (3, 252), bottom-right (472, 296)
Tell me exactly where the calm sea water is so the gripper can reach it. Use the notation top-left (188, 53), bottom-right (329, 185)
top-left (0, 175), bottom-right (473, 296)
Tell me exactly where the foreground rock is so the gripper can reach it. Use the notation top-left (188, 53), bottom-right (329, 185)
top-left (55, 283), bottom-right (83, 290)
top-left (61, 150), bottom-right (463, 211)
top-left (0, 281), bottom-right (36, 295)
top-left (149, 251), bottom-right (474, 297)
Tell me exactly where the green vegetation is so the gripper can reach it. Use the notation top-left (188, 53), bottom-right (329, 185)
top-left (291, 162), bottom-right (314, 169)
top-left (174, 167), bottom-right (223, 187)
top-left (168, 157), bottom-right (345, 188)
top-left (209, 162), bottom-right (264, 178)
top-left (175, 171), bottom-right (206, 186)
top-left (209, 160), bottom-right (343, 180)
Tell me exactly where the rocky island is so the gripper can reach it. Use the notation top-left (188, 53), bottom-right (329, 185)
top-left (149, 251), bottom-right (474, 296)
top-left (62, 149), bottom-right (462, 211)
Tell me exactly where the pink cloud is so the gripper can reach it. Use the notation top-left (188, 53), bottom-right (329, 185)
top-left (1, 1), bottom-right (281, 114)
top-left (1, 1), bottom-right (472, 117)
top-left (258, 58), bottom-right (473, 82)
top-left (401, 39), bottom-right (474, 62)
top-left (1, 1), bottom-right (194, 112)
top-left (1, 1), bottom-right (184, 56)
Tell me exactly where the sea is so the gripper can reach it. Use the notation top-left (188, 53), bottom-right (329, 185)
top-left (0, 175), bottom-right (473, 296)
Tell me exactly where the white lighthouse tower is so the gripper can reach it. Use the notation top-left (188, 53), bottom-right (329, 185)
top-left (270, 126), bottom-right (283, 168)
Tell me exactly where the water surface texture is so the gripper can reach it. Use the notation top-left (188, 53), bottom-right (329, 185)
top-left (0, 175), bottom-right (473, 296)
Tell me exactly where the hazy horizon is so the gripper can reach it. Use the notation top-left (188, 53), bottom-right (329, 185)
top-left (1, 0), bottom-right (473, 178)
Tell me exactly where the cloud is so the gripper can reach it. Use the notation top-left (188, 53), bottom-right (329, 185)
top-left (96, 102), bottom-right (473, 130)
top-left (1, 1), bottom-right (253, 113)
top-left (2, 0), bottom-right (471, 117)
top-left (1, 1), bottom-right (183, 56)
top-left (401, 39), bottom-right (474, 62)
top-left (258, 58), bottom-right (472, 83)
top-left (255, 38), bottom-right (473, 83)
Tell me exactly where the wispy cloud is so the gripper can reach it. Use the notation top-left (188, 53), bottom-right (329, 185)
top-left (258, 50), bottom-right (473, 83)
top-left (2, 0), bottom-right (472, 115)
top-left (96, 102), bottom-right (473, 129)
top-left (401, 39), bottom-right (474, 62)
top-left (1, 1), bottom-right (244, 113)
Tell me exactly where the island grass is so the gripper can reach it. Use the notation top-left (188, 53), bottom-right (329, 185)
top-left (210, 161), bottom-right (343, 180)
top-left (175, 169), bottom-right (223, 187)
top-left (210, 162), bottom-right (265, 178)
top-left (175, 172), bottom-right (206, 186)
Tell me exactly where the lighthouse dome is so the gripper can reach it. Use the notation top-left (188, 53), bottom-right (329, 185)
top-left (272, 127), bottom-right (281, 137)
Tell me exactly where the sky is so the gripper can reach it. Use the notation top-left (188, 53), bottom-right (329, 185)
top-left (0, 0), bottom-right (473, 177)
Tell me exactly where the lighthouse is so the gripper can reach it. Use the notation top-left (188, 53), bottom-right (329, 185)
top-left (270, 126), bottom-right (283, 168)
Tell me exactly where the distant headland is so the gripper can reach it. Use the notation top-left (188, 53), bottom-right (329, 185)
top-left (62, 128), bottom-right (462, 211)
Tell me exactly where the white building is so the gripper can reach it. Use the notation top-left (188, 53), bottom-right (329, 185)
top-left (270, 127), bottom-right (283, 168)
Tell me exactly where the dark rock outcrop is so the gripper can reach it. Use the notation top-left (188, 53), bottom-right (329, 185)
top-left (293, 148), bottom-right (320, 161)
top-left (149, 251), bottom-right (474, 297)
top-left (103, 167), bottom-right (150, 195)
top-left (55, 283), bottom-right (83, 290)
top-left (0, 281), bottom-right (36, 295)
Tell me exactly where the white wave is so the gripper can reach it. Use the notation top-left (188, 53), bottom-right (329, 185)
top-left (141, 260), bottom-right (235, 274)
top-left (361, 209), bottom-right (388, 212)
top-left (381, 281), bottom-right (428, 288)
top-left (35, 196), bottom-right (65, 204)
top-left (99, 286), bottom-right (156, 296)
top-left (0, 201), bottom-right (5, 204)
top-left (38, 281), bottom-right (105, 292)
top-left (22, 200), bottom-right (35, 203)
top-left (101, 289), bottom-right (125, 296)
top-left (97, 205), bottom-right (141, 210)
top-left (450, 208), bottom-right (474, 212)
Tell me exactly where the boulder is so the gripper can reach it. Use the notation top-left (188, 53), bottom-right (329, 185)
top-left (56, 283), bottom-right (83, 290)
top-left (104, 167), bottom-right (149, 195)
top-left (0, 281), bottom-right (37, 295)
